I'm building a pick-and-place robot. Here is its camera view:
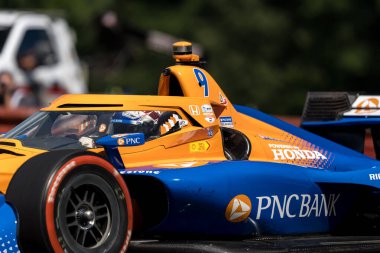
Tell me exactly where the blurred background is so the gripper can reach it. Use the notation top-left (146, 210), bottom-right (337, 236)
top-left (1, 0), bottom-right (380, 115)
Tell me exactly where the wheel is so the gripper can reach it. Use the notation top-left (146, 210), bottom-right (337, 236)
top-left (6, 150), bottom-right (133, 253)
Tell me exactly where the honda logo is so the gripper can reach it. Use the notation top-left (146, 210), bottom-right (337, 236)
top-left (189, 105), bottom-right (200, 115)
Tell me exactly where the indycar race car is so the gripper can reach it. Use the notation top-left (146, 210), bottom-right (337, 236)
top-left (2, 41), bottom-right (380, 253)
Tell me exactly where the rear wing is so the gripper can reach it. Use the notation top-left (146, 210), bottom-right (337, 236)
top-left (302, 92), bottom-right (380, 123)
top-left (301, 92), bottom-right (380, 159)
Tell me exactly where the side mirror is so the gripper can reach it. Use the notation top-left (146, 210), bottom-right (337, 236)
top-left (96, 133), bottom-right (145, 147)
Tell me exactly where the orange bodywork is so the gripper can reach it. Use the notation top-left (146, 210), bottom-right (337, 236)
top-left (0, 140), bottom-right (45, 193)
top-left (0, 56), bottom-right (330, 193)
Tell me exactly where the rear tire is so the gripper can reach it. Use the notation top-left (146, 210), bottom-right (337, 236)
top-left (6, 150), bottom-right (133, 253)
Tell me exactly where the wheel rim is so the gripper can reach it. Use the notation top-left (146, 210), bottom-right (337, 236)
top-left (56, 173), bottom-right (122, 250)
top-left (45, 155), bottom-right (133, 253)
top-left (65, 184), bottom-right (111, 247)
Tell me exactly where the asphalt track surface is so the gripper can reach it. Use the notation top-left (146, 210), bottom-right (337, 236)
top-left (128, 235), bottom-right (380, 253)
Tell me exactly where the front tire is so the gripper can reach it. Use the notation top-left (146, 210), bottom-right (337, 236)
top-left (6, 151), bottom-right (133, 253)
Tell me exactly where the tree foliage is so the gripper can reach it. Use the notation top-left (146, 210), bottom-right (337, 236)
top-left (3, 0), bottom-right (380, 114)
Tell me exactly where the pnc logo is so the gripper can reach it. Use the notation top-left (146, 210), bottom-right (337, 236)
top-left (357, 98), bottom-right (379, 109)
top-left (355, 97), bottom-right (380, 115)
top-left (225, 194), bottom-right (252, 223)
top-left (117, 138), bottom-right (125, 145)
top-left (355, 97), bottom-right (380, 114)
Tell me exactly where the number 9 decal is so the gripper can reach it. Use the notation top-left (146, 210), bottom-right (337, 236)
top-left (193, 68), bottom-right (209, 97)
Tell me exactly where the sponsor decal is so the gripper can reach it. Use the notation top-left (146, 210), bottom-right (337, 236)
top-left (344, 96), bottom-right (380, 116)
top-left (205, 117), bottom-right (215, 123)
top-left (268, 144), bottom-right (327, 161)
top-left (258, 135), bottom-right (284, 142)
top-left (255, 193), bottom-right (340, 219)
top-left (122, 170), bottom-right (160, 175)
top-left (201, 104), bottom-right (213, 115)
top-left (113, 136), bottom-right (144, 146)
top-left (124, 137), bottom-right (143, 145)
top-left (225, 195), bottom-right (252, 223)
top-left (207, 128), bottom-right (214, 137)
top-left (118, 138), bottom-right (125, 146)
top-left (190, 141), bottom-right (210, 152)
top-left (369, 173), bottom-right (380, 180)
top-left (220, 116), bottom-right (233, 128)
top-left (355, 97), bottom-right (380, 109)
top-left (189, 105), bottom-right (200, 116)
top-left (99, 123), bottom-right (107, 133)
top-left (219, 92), bottom-right (228, 105)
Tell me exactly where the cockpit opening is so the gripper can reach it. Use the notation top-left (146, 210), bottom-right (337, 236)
top-left (221, 127), bottom-right (251, 160)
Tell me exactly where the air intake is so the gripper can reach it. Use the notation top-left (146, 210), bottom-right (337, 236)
top-left (302, 92), bottom-right (354, 122)
top-left (0, 142), bottom-right (16, 147)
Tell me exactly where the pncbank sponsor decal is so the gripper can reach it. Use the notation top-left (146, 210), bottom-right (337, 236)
top-left (255, 193), bottom-right (340, 219)
top-left (269, 144), bottom-right (327, 161)
top-left (225, 193), bottom-right (340, 222)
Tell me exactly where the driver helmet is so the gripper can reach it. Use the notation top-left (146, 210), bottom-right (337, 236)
top-left (111, 111), bottom-right (157, 137)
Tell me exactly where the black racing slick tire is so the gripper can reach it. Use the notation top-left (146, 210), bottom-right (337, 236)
top-left (6, 150), bottom-right (133, 253)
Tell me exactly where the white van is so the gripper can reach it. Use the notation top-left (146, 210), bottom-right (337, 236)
top-left (0, 11), bottom-right (87, 107)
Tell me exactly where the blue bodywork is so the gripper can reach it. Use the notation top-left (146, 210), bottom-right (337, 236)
top-left (236, 105), bottom-right (374, 158)
top-left (3, 105), bottom-right (380, 245)
top-left (0, 194), bottom-right (19, 252)
top-left (121, 105), bottom-right (380, 237)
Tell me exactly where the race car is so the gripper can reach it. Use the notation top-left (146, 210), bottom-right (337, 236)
top-left (1, 41), bottom-right (380, 253)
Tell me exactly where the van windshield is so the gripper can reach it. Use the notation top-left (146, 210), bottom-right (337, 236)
top-left (0, 26), bottom-right (10, 53)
